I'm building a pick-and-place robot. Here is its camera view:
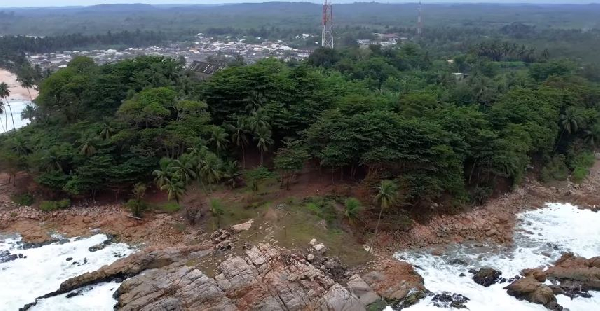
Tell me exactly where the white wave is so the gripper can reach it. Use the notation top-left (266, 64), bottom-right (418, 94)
top-left (394, 203), bottom-right (600, 311)
top-left (0, 234), bottom-right (133, 311)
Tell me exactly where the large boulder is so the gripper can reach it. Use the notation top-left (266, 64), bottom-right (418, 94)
top-left (362, 259), bottom-right (426, 306)
top-left (505, 277), bottom-right (562, 311)
top-left (347, 274), bottom-right (380, 306)
top-left (546, 253), bottom-right (600, 291)
top-left (471, 267), bottom-right (501, 287)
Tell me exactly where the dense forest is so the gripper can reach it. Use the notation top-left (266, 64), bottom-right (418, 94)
top-left (1, 36), bottom-right (599, 223)
top-left (1, 2), bottom-right (600, 229)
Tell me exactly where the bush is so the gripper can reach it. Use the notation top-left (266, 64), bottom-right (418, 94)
top-left (160, 202), bottom-right (181, 213)
top-left (126, 199), bottom-right (147, 217)
top-left (344, 198), bottom-right (362, 223)
top-left (304, 197), bottom-right (336, 224)
top-left (470, 186), bottom-right (493, 205)
top-left (571, 152), bottom-right (595, 183)
top-left (11, 193), bottom-right (35, 206)
top-left (541, 155), bottom-right (569, 183)
top-left (39, 199), bottom-right (71, 212)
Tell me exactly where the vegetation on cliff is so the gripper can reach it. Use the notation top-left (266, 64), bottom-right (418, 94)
top-left (1, 39), bottom-right (599, 226)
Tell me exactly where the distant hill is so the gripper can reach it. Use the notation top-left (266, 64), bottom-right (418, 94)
top-left (82, 3), bottom-right (158, 12)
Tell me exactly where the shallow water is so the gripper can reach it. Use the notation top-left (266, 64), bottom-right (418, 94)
top-left (0, 101), bottom-right (32, 134)
top-left (394, 203), bottom-right (600, 311)
top-left (0, 233), bottom-right (133, 311)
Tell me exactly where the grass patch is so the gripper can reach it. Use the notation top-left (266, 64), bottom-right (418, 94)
top-left (39, 199), bottom-right (70, 212)
top-left (159, 202), bottom-right (182, 213)
top-left (571, 151), bottom-right (595, 183)
top-left (11, 193), bottom-right (35, 206)
top-left (304, 197), bottom-right (337, 224)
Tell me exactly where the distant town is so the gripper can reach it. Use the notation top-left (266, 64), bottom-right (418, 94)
top-left (27, 33), bottom-right (314, 75)
top-left (26, 32), bottom-right (409, 76)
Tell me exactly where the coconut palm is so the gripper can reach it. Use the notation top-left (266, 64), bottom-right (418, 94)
top-left (344, 198), bottom-right (362, 225)
top-left (161, 178), bottom-right (185, 203)
top-left (0, 82), bottom-right (11, 131)
top-left (254, 126), bottom-right (273, 166)
top-left (374, 180), bottom-right (399, 237)
top-left (229, 118), bottom-right (249, 168)
top-left (209, 126), bottom-right (228, 155)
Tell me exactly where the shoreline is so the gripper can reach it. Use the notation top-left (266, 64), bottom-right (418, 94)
top-left (0, 69), bottom-right (38, 101)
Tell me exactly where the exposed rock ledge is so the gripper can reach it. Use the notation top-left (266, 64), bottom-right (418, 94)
top-left (20, 231), bottom-right (426, 311)
top-left (505, 253), bottom-right (600, 310)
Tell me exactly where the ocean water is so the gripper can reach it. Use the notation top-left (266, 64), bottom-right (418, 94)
top-left (0, 234), bottom-right (133, 311)
top-left (0, 101), bottom-right (32, 134)
top-left (394, 203), bottom-right (600, 311)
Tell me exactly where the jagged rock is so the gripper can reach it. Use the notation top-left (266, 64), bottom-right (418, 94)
top-left (546, 253), bottom-right (600, 291)
top-left (522, 268), bottom-right (547, 282)
top-left (54, 242), bottom-right (366, 311)
top-left (362, 259), bottom-right (426, 303)
top-left (471, 267), bottom-right (501, 287)
top-left (431, 292), bottom-right (470, 308)
top-left (231, 219), bottom-right (253, 233)
top-left (314, 243), bottom-right (326, 253)
top-left (506, 277), bottom-right (562, 311)
top-left (347, 274), bottom-right (380, 305)
top-left (0, 250), bottom-right (19, 263)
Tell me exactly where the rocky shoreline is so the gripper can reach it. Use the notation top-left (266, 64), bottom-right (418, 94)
top-left (3, 163), bottom-right (600, 310)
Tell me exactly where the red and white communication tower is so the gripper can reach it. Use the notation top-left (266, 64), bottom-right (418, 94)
top-left (417, 1), bottom-right (423, 36)
top-left (322, 0), bottom-right (334, 49)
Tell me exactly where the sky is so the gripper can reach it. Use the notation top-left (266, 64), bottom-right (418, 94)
top-left (1, 0), bottom-right (599, 8)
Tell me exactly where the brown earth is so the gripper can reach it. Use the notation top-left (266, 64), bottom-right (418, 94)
top-left (2, 158), bottom-right (600, 261)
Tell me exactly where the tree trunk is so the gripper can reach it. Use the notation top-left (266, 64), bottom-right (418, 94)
top-left (374, 205), bottom-right (384, 240)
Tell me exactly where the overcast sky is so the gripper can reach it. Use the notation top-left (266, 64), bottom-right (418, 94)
top-left (1, 0), bottom-right (599, 8)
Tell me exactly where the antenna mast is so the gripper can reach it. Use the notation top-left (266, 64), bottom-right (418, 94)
top-left (417, 1), bottom-right (423, 36)
top-left (322, 0), bottom-right (334, 48)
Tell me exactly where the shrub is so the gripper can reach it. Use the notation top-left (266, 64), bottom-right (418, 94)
top-left (185, 205), bottom-right (201, 225)
top-left (126, 199), bottom-right (147, 218)
top-left (470, 186), bottom-right (493, 205)
top-left (540, 155), bottom-right (569, 183)
top-left (571, 152), bottom-right (595, 183)
top-left (344, 198), bottom-right (362, 223)
top-left (304, 197), bottom-right (336, 224)
top-left (11, 193), bottom-right (35, 206)
top-left (39, 199), bottom-right (71, 212)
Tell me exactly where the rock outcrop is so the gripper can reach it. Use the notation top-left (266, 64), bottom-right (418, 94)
top-left (506, 253), bottom-right (600, 311)
top-left (471, 267), bottom-right (502, 287)
top-left (547, 253), bottom-right (600, 291)
top-left (361, 259), bottom-right (426, 307)
top-left (115, 243), bottom-right (365, 311)
top-left (506, 277), bottom-right (562, 311)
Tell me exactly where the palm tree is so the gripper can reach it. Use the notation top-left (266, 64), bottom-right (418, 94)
top-left (0, 82), bottom-right (11, 131)
top-left (254, 126), bottom-right (273, 166)
top-left (344, 198), bottom-right (362, 225)
top-left (99, 122), bottom-right (115, 140)
top-left (21, 105), bottom-right (36, 122)
top-left (374, 180), bottom-right (399, 237)
top-left (162, 178), bottom-right (185, 203)
top-left (153, 160), bottom-right (173, 189)
top-left (18, 75), bottom-right (35, 101)
top-left (209, 126), bottom-right (228, 155)
top-left (78, 133), bottom-right (98, 156)
top-left (229, 118), bottom-right (249, 168)
top-left (170, 155), bottom-right (197, 185)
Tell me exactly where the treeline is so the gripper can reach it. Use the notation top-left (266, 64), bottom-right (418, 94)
top-left (1, 42), bottom-right (599, 216)
top-left (0, 30), bottom-right (168, 54)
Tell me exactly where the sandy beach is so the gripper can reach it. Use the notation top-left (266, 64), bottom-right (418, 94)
top-left (0, 69), bottom-right (38, 101)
